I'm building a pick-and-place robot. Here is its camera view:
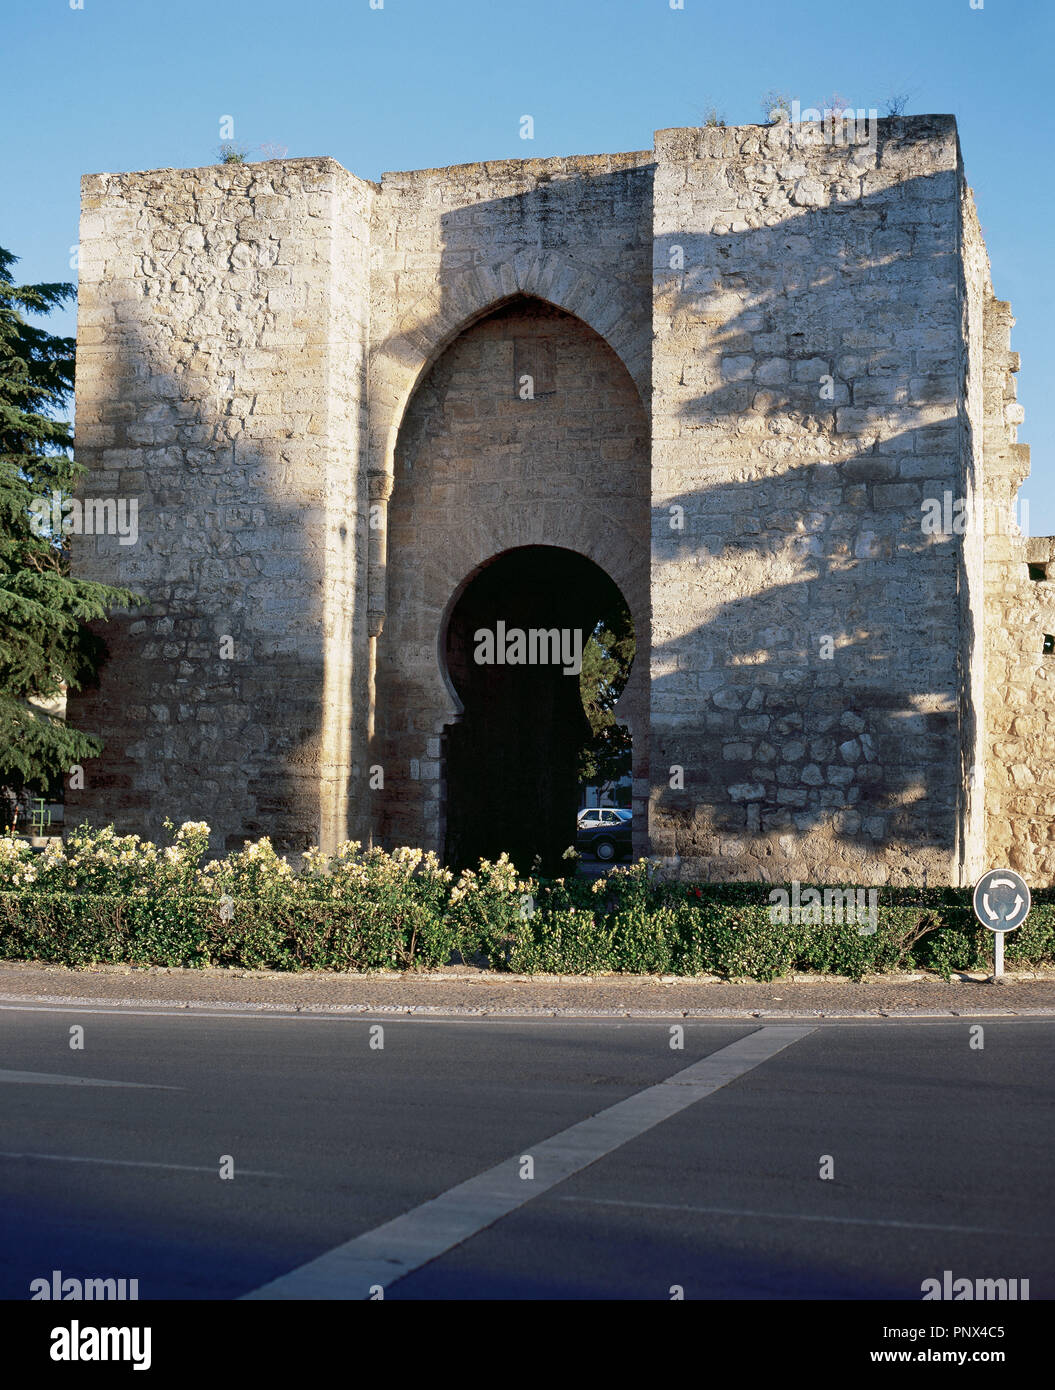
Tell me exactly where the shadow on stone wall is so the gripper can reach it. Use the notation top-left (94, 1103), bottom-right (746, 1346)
top-left (68, 142), bottom-right (981, 883)
top-left (67, 315), bottom-right (332, 856)
top-left (648, 155), bottom-right (976, 882)
top-left (371, 255), bottom-right (652, 863)
top-left (399, 147), bottom-right (976, 881)
top-left (650, 464), bottom-right (967, 873)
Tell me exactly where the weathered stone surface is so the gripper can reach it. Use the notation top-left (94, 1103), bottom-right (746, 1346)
top-left (66, 117), bottom-right (1048, 884)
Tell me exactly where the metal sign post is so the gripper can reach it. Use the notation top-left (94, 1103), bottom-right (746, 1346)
top-left (972, 869), bottom-right (1030, 981)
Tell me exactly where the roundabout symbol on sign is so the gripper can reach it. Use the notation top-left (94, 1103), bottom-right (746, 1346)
top-left (972, 868), bottom-right (1031, 933)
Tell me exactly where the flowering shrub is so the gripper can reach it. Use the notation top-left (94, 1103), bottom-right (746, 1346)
top-left (200, 835), bottom-right (298, 902)
top-left (2, 821), bottom-right (211, 899)
top-left (0, 824), bottom-right (469, 972)
top-left (1, 823), bottom-right (1055, 977)
top-left (447, 854), bottom-right (532, 966)
top-left (0, 835), bottom-right (37, 889)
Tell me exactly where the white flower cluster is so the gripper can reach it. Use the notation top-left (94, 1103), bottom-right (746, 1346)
top-left (449, 852), bottom-right (521, 905)
top-left (1, 823), bottom-right (533, 909)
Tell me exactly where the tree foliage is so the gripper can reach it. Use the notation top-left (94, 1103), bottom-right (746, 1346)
top-left (0, 246), bottom-right (140, 799)
top-left (577, 603), bottom-right (634, 798)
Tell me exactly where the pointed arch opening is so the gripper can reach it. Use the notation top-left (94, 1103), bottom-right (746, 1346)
top-left (442, 545), bottom-right (633, 874)
top-left (372, 293), bottom-right (650, 866)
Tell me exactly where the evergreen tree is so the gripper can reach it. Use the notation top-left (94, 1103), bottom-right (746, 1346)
top-left (0, 246), bottom-right (139, 815)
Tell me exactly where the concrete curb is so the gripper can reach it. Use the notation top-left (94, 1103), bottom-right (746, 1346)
top-left (5, 960), bottom-right (1055, 1023)
top-left (3, 991), bottom-right (1055, 1021)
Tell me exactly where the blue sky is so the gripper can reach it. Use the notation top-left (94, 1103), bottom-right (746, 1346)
top-left (5, 0), bottom-right (1053, 525)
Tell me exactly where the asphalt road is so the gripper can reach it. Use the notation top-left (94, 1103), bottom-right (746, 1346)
top-left (1, 1004), bottom-right (1052, 1300)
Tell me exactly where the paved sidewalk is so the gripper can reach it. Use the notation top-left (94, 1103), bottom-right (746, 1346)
top-left (1, 960), bottom-right (1054, 1017)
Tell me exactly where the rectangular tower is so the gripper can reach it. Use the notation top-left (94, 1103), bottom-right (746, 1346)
top-left (68, 158), bottom-right (373, 853)
top-left (649, 115), bottom-right (973, 885)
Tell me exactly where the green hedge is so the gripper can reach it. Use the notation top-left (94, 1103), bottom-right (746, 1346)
top-left (500, 881), bottom-right (1055, 980)
top-left (0, 894), bottom-right (457, 972)
top-left (2, 882), bottom-right (1054, 980)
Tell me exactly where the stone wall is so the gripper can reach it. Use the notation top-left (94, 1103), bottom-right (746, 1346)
top-left (980, 287), bottom-right (1055, 880)
top-left (68, 158), bottom-right (373, 852)
top-left (323, 172), bottom-right (374, 849)
top-left (649, 117), bottom-right (969, 885)
top-left (68, 119), bottom-right (1048, 883)
top-left (375, 298), bottom-right (650, 857)
top-left (362, 153), bottom-right (655, 850)
top-left (958, 185), bottom-right (990, 886)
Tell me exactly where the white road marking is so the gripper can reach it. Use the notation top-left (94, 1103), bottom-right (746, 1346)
top-left (556, 1195), bottom-right (1045, 1238)
top-left (0, 1150), bottom-right (283, 1177)
top-left (242, 1024), bottom-right (815, 1300)
top-left (0, 1068), bottom-right (179, 1089)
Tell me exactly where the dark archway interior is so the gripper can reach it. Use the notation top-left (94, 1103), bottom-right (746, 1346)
top-left (444, 546), bottom-right (629, 875)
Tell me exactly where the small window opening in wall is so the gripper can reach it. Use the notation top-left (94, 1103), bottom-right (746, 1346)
top-left (1043, 634), bottom-right (1055, 656)
top-left (1028, 563), bottom-right (1047, 582)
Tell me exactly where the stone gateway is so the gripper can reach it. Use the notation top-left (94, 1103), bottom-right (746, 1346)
top-left (67, 116), bottom-right (1055, 885)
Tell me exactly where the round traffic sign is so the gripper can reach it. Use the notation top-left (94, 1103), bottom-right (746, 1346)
top-left (972, 868), bottom-right (1031, 932)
